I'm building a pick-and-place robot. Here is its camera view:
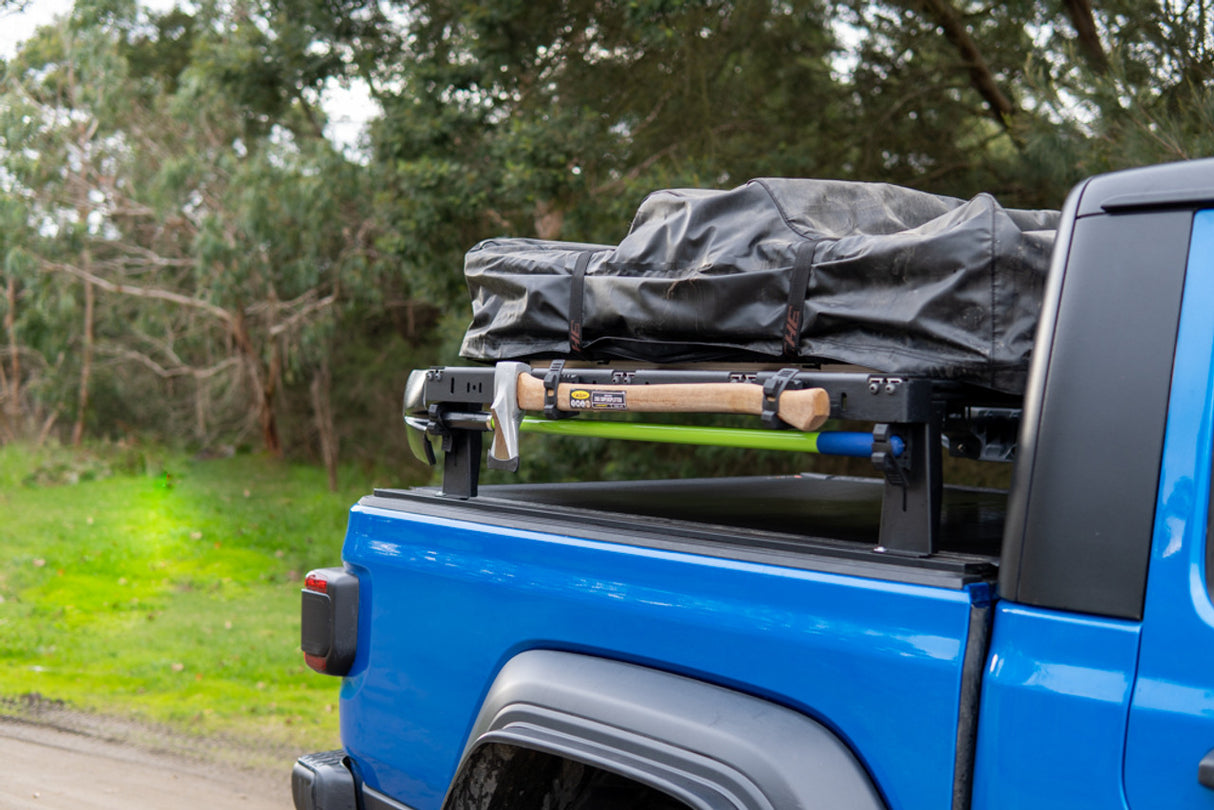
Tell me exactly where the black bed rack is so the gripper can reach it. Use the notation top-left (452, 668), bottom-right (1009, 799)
top-left (403, 364), bottom-right (1021, 558)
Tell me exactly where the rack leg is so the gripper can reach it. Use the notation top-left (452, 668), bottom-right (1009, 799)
top-left (876, 421), bottom-right (942, 556)
top-left (441, 430), bottom-right (482, 499)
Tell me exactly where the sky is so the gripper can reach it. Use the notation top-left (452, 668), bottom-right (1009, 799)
top-left (0, 0), bottom-right (377, 151)
top-left (0, 0), bottom-right (178, 58)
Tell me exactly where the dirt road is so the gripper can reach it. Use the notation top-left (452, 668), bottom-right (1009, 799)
top-left (0, 718), bottom-right (293, 810)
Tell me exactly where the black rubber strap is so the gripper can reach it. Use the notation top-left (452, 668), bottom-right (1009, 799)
top-left (569, 251), bottom-right (593, 355)
top-left (544, 360), bottom-right (573, 420)
top-left (783, 243), bottom-right (815, 358)
top-left (761, 367), bottom-right (801, 429)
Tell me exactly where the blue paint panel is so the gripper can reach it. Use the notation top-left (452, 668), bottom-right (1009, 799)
top-left (970, 604), bottom-right (1139, 810)
top-left (1123, 209), bottom-right (1214, 809)
top-left (338, 506), bottom-right (984, 810)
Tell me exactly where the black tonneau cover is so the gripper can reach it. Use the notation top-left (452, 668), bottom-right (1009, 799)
top-left (367, 473), bottom-right (1003, 589)
top-left (460, 179), bottom-right (1058, 394)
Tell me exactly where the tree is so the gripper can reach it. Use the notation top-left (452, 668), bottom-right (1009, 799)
top-left (6, 0), bottom-right (1214, 484)
top-left (0, 197), bottom-right (40, 442)
top-left (0, 1), bottom-right (386, 479)
top-left (358, 0), bottom-right (846, 335)
top-left (836, 0), bottom-right (1214, 202)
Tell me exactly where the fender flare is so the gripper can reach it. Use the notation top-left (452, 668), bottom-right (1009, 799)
top-left (446, 650), bottom-right (886, 810)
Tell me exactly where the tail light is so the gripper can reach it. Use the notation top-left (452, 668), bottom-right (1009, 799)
top-left (301, 567), bottom-right (359, 676)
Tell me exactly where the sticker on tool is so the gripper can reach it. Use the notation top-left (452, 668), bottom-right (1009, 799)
top-left (569, 389), bottom-right (627, 410)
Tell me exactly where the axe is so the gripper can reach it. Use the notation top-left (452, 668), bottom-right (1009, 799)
top-left (488, 362), bottom-right (530, 471)
top-left (488, 363), bottom-right (830, 470)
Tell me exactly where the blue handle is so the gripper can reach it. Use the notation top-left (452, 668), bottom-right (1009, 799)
top-left (816, 432), bottom-right (905, 458)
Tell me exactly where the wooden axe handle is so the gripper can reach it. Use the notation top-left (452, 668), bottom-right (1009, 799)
top-left (515, 373), bottom-right (830, 432)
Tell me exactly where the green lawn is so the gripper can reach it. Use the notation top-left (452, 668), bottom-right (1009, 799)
top-left (0, 442), bottom-right (409, 754)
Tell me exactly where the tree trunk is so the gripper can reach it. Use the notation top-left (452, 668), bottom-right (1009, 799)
top-left (254, 369), bottom-right (282, 457)
top-left (36, 406), bottom-right (60, 448)
top-left (310, 360), bottom-right (339, 492)
top-left (535, 200), bottom-right (565, 240)
top-left (0, 281), bottom-right (10, 442)
top-left (194, 378), bottom-right (208, 441)
top-left (1062, 0), bottom-right (1108, 73)
top-left (72, 277), bottom-right (95, 446)
top-left (232, 310), bottom-right (282, 457)
top-left (914, 0), bottom-right (1018, 128)
top-left (5, 276), bottom-right (19, 431)
top-left (263, 338), bottom-right (282, 456)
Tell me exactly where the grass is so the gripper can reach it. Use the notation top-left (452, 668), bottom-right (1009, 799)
top-left (0, 441), bottom-right (408, 755)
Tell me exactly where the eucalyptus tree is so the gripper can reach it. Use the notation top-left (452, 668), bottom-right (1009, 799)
top-left (835, 0), bottom-right (1214, 204)
top-left (0, 0), bottom-right (383, 470)
top-left (0, 197), bottom-right (40, 442)
top-left (6, 0), bottom-right (1213, 480)
top-left (340, 0), bottom-right (848, 335)
top-left (279, 0), bottom-right (1214, 482)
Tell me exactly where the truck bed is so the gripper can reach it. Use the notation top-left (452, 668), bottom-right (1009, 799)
top-left (370, 471), bottom-right (1003, 589)
top-left (343, 472), bottom-right (998, 810)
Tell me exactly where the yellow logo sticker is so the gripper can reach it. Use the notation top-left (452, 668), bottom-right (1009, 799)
top-left (570, 389), bottom-right (591, 401)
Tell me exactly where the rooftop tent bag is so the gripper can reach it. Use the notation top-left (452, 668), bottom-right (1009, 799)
top-left (459, 179), bottom-right (1059, 394)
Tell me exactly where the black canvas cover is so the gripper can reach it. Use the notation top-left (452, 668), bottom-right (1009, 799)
top-left (460, 179), bottom-right (1059, 394)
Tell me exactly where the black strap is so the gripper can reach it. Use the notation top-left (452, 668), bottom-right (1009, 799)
top-left (543, 360), bottom-right (571, 420)
top-left (783, 243), bottom-right (815, 358)
top-left (761, 367), bottom-right (801, 429)
top-left (569, 251), bottom-right (593, 356)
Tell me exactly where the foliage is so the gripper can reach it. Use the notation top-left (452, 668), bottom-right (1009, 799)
top-left (0, 1), bottom-right (406, 472)
top-left (834, 0), bottom-right (1214, 202)
top-left (1, 0), bottom-right (1214, 480)
top-left (368, 0), bottom-right (846, 321)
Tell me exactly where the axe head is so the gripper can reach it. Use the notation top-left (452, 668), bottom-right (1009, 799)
top-left (487, 362), bottom-right (530, 472)
top-left (405, 416), bottom-right (437, 466)
top-left (403, 369), bottom-right (437, 466)
top-left (403, 368), bottom-right (429, 418)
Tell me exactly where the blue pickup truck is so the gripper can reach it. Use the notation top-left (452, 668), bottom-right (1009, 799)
top-left (292, 159), bottom-right (1214, 810)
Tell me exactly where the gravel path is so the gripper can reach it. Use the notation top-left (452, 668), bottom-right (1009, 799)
top-left (0, 717), bottom-right (293, 810)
